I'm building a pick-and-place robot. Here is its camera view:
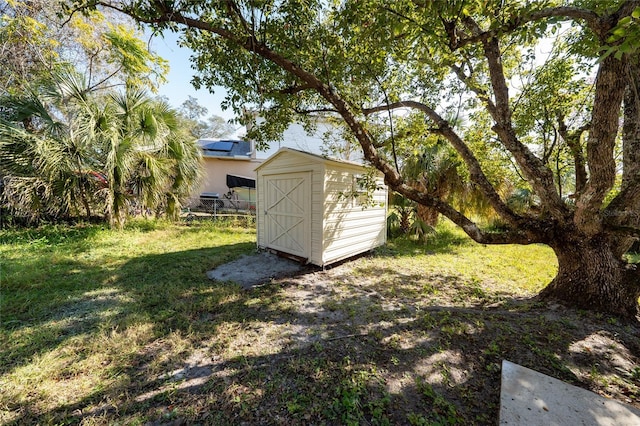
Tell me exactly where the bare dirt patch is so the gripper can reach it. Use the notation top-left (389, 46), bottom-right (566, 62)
top-left (206, 251), bottom-right (310, 289)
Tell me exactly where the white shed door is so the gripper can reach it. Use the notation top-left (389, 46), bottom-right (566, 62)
top-left (264, 172), bottom-right (311, 259)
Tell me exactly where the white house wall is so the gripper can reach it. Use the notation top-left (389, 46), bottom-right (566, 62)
top-left (254, 121), bottom-right (362, 162)
top-left (191, 157), bottom-right (262, 204)
top-left (255, 122), bottom-right (329, 159)
top-left (321, 166), bottom-right (387, 265)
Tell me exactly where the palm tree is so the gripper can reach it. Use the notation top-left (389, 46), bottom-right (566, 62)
top-left (0, 68), bottom-right (88, 221)
top-left (97, 89), bottom-right (202, 227)
top-left (0, 68), bottom-right (202, 227)
top-left (402, 140), bottom-right (466, 227)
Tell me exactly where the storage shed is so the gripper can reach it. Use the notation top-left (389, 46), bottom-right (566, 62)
top-left (256, 148), bottom-right (387, 267)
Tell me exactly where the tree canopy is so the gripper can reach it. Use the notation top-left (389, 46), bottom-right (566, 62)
top-left (1, 0), bottom-right (168, 96)
top-left (68, 0), bottom-right (640, 317)
top-left (178, 95), bottom-right (237, 139)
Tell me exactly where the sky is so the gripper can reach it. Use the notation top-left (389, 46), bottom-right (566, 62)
top-left (147, 31), bottom-right (236, 122)
top-left (145, 30), bottom-right (328, 156)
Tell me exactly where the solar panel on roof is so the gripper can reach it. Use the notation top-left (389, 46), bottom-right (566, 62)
top-left (205, 141), bottom-right (234, 152)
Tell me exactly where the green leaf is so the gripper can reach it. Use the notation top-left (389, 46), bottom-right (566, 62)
top-left (618, 16), bottom-right (632, 27)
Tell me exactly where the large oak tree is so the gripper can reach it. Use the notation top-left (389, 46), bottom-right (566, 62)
top-left (77, 0), bottom-right (640, 318)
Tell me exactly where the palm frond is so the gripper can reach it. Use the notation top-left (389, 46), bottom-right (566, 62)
top-left (1, 72), bottom-right (203, 227)
top-left (55, 67), bottom-right (89, 105)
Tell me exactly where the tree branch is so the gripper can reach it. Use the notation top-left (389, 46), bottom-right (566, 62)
top-left (382, 171), bottom-right (547, 245)
top-left (86, 66), bottom-right (123, 93)
top-left (575, 55), bottom-right (628, 235)
top-left (279, 84), bottom-right (314, 95)
top-left (603, 222), bottom-right (640, 239)
top-left (372, 74), bottom-right (399, 174)
top-left (223, 0), bottom-right (252, 43)
top-left (558, 115), bottom-right (588, 195)
top-left (622, 62), bottom-right (640, 192)
top-left (602, 61), bottom-right (640, 256)
top-left (449, 63), bottom-right (496, 116)
top-left (448, 5), bottom-right (626, 50)
top-left (462, 17), bottom-right (568, 219)
top-left (292, 107), bottom-right (338, 115)
top-left (362, 100), bottom-right (523, 226)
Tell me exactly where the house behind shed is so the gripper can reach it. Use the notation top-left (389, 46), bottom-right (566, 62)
top-left (256, 148), bottom-right (387, 267)
top-left (192, 139), bottom-right (261, 209)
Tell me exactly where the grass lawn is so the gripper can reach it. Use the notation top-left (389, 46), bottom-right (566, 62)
top-left (1, 219), bottom-right (638, 425)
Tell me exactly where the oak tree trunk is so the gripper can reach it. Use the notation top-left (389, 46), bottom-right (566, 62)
top-left (540, 235), bottom-right (640, 319)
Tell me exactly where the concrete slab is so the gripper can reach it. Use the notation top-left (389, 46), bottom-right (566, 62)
top-left (206, 251), bottom-right (307, 289)
top-left (500, 360), bottom-right (640, 425)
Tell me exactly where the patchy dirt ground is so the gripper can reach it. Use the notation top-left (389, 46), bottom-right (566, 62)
top-left (206, 251), bottom-right (308, 289)
top-left (6, 243), bottom-right (638, 426)
top-left (142, 254), bottom-right (640, 425)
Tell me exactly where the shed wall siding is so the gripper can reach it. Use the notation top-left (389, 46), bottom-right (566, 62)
top-left (321, 167), bottom-right (386, 265)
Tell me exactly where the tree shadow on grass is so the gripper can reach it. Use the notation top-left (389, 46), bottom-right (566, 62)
top-left (0, 241), bottom-right (256, 376)
top-left (5, 248), bottom-right (639, 425)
